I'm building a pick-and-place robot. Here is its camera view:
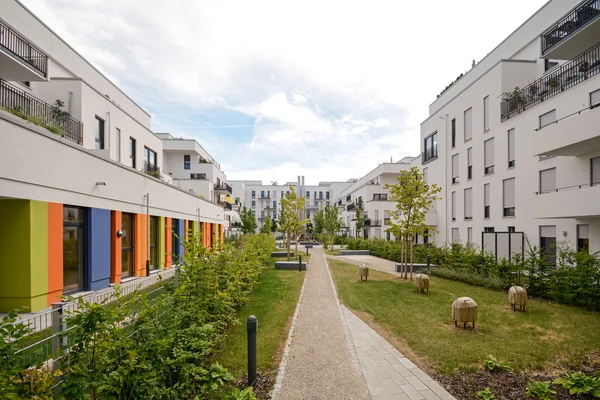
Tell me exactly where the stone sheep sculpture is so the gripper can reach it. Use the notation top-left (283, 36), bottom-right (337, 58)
top-left (451, 294), bottom-right (477, 329)
top-left (359, 264), bottom-right (369, 282)
top-left (508, 284), bottom-right (528, 312)
top-left (414, 273), bottom-right (430, 293)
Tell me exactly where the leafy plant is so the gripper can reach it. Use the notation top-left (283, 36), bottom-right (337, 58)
top-left (200, 362), bottom-right (234, 391)
top-left (483, 355), bottom-right (513, 372)
top-left (223, 386), bottom-right (257, 400)
top-left (526, 380), bottom-right (556, 400)
top-left (553, 371), bottom-right (600, 397)
top-left (476, 387), bottom-right (496, 400)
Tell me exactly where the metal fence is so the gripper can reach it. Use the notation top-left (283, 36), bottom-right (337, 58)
top-left (0, 20), bottom-right (48, 76)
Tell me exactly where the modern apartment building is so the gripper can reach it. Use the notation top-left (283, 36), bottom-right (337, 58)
top-left (0, 1), bottom-right (226, 312)
top-left (416, 0), bottom-right (600, 259)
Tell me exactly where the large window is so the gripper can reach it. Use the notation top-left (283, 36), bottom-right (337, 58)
top-left (63, 206), bottom-right (86, 292)
top-left (539, 109), bottom-right (556, 129)
top-left (508, 128), bottom-right (515, 168)
top-left (503, 178), bottom-right (515, 217)
top-left (577, 224), bottom-right (589, 253)
top-left (467, 227), bottom-right (473, 245)
top-left (484, 183), bottom-right (490, 218)
top-left (129, 137), bottom-right (136, 168)
top-left (540, 226), bottom-right (556, 266)
top-left (464, 188), bottom-right (473, 220)
top-left (121, 213), bottom-right (134, 278)
top-left (464, 107), bottom-right (472, 141)
top-left (452, 228), bottom-right (459, 243)
top-left (306, 191), bottom-right (310, 198)
top-left (592, 157), bottom-right (600, 185)
top-left (451, 118), bottom-right (456, 148)
top-left (452, 154), bottom-right (459, 184)
top-left (190, 173), bottom-right (206, 180)
top-left (451, 191), bottom-right (456, 221)
top-left (150, 216), bottom-right (159, 270)
top-left (252, 190), bottom-right (256, 199)
top-left (484, 138), bottom-right (494, 175)
top-left (483, 96), bottom-right (489, 132)
top-left (95, 116), bottom-right (105, 149)
top-left (591, 89), bottom-right (600, 109)
top-left (539, 168), bottom-right (556, 193)
top-left (184, 155), bottom-right (191, 170)
top-left (144, 147), bottom-right (157, 172)
top-left (423, 132), bottom-right (438, 163)
top-left (467, 147), bottom-right (472, 180)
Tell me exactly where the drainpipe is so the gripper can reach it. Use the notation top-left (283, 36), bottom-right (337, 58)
top-left (68, 91), bottom-right (73, 115)
top-left (146, 193), bottom-right (150, 276)
top-left (444, 113), bottom-right (449, 244)
top-left (106, 111), bottom-right (111, 154)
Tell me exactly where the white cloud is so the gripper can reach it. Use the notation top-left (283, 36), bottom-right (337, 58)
top-left (21, 0), bottom-right (548, 184)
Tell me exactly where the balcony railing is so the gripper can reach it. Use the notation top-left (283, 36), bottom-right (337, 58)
top-left (259, 195), bottom-right (271, 200)
top-left (501, 42), bottom-right (600, 121)
top-left (535, 182), bottom-right (598, 195)
top-left (218, 201), bottom-right (233, 210)
top-left (0, 21), bottom-right (48, 77)
top-left (144, 161), bottom-right (161, 179)
top-left (364, 219), bottom-right (382, 227)
top-left (541, 0), bottom-right (600, 54)
top-left (347, 204), bottom-right (356, 211)
top-left (372, 194), bottom-right (388, 201)
top-left (0, 79), bottom-right (83, 145)
top-left (214, 183), bottom-right (232, 194)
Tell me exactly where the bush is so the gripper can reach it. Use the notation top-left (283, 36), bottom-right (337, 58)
top-left (526, 380), bottom-right (556, 400)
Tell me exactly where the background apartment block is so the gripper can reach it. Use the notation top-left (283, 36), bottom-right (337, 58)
top-left (417, 0), bottom-right (600, 259)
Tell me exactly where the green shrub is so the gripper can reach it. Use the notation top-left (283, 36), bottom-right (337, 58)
top-left (430, 267), bottom-right (505, 291)
top-left (483, 355), bottom-right (513, 372)
top-left (526, 380), bottom-right (556, 400)
top-left (222, 387), bottom-right (256, 400)
top-left (553, 371), bottom-right (600, 397)
top-left (476, 387), bottom-right (496, 400)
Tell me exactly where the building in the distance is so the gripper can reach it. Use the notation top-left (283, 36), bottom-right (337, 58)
top-left (415, 0), bottom-right (600, 259)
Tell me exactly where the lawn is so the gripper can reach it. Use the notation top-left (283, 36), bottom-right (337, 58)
top-left (216, 259), bottom-right (306, 379)
top-left (328, 259), bottom-right (600, 374)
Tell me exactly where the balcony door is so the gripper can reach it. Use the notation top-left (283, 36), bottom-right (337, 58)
top-left (150, 216), bottom-right (159, 270)
top-left (121, 213), bottom-right (134, 278)
top-left (592, 157), bottom-right (600, 186)
top-left (63, 206), bottom-right (86, 293)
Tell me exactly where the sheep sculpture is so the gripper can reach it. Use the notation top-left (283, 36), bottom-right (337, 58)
top-left (451, 294), bottom-right (477, 329)
top-left (508, 284), bottom-right (528, 312)
top-left (414, 273), bottom-right (430, 293)
top-left (359, 264), bottom-right (369, 282)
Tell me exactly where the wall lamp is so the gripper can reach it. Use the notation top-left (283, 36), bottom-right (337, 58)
top-left (116, 230), bottom-right (125, 238)
top-left (96, 181), bottom-right (107, 186)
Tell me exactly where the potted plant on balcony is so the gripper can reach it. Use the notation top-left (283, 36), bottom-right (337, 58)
top-left (580, 60), bottom-right (590, 79)
top-left (528, 84), bottom-right (539, 100)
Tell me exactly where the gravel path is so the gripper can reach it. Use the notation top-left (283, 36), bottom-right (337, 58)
top-left (275, 246), bottom-right (370, 400)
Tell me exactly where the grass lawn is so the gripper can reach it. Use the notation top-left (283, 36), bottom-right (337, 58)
top-left (328, 259), bottom-right (600, 374)
top-left (216, 259), bottom-right (306, 379)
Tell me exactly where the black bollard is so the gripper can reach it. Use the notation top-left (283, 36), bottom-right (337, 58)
top-left (427, 254), bottom-right (431, 268)
top-left (306, 246), bottom-right (309, 256)
top-left (247, 316), bottom-right (257, 387)
top-left (299, 255), bottom-right (302, 272)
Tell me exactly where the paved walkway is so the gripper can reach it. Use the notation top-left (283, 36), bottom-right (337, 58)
top-left (275, 246), bottom-right (370, 400)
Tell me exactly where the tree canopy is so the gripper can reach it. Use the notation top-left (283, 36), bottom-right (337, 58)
top-left (239, 205), bottom-right (258, 235)
top-left (260, 215), bottom-right (273, 234)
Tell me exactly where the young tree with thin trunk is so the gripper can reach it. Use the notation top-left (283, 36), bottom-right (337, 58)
top-left (385, 166), bottom-right (441, 280)
top-left (280, 186), bottom-right (308, 260)
top-left (260, 215), bottom-right (273, 234)
top-left (355, 207), bottom-right (366, 238)
top-left (324, 205), bottom-right (342, 251)
top-left (314, 208), bottom-right (325, 244)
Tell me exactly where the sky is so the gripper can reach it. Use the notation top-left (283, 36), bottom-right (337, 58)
top-left (21, 0), bottom-right (548, 185)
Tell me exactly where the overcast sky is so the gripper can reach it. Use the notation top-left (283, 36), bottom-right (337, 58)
top-left (22, 0), bottom-right (547, 185)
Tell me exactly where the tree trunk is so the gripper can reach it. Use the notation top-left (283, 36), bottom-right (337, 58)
top-left (410, 241), bottom-right (414, 282)
top-left (330, 233), bottom-right (334, 251)
top-left (401, 236), bottom-right (406, 279)
top-left (287, 232), bottom-right (291, 261)
top-left (295, 233), bottom-right (299, 258)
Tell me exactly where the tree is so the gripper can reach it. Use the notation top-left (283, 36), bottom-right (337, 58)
top-left (280, 186), bottom-right (308, 260)
top-left (271, 218), bottom-right (278, 233)
top-left (324, 205), bottom-right (342, 251)
top-left (239, 206), bottom-right (258, 236)
top-left (355, 207), bottom-right (366, 238)
top-left (385, 166), bottom-right (441, 280)
top-left (261, 215), bottom-right (273, 234)
top-left (314, 209), bottom-right (325, 243)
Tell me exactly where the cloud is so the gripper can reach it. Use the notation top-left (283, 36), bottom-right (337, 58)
top-left (21, 0), bottom-right (548, 183)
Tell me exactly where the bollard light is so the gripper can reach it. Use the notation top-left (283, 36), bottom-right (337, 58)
top-left (247, 315), bottom-right (257, 387)
top-left (299, 255), bottom-right (302, 272)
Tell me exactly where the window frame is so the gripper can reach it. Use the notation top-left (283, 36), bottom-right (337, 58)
top-left (95, 116), bottom-right (105, 150)
top-left (184, 155), bottom-right (191, 170)
top-left (423, 132), bottom-right (438, 163)
top-left (129, 137), bottom-right (136, 169)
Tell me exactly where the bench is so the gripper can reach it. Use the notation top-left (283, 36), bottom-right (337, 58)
top-left (271, 251), bottom-right (295, 257)
top-left (275, 261), bottom-right (307, 271)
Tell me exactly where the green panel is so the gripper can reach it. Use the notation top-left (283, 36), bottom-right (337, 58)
top-left (159, 217), bottom-right (165, 269)
top-left (0, 199), bottom-right (48, 312)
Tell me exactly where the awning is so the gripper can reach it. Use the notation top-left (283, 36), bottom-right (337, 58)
top-left (225, 195), bottom-right (234, 204)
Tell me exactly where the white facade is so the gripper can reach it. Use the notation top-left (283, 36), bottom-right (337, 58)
top-left (415, 0), bottom-right (600, 255)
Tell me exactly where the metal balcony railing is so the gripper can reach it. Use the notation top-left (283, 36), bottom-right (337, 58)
top-left (501, 42), bottom-right (600, 121)
top-left (218, 201), bottom-right (233, 210)
top-left (0, 79), bottom-right (83, 145)
top-left (541, 0), bottom-right (600, 54)
top-left (372, 194), bottom-right (388, 201)
top-left (214, 183), bottom-right (233, 194)
top-left (0, 21), bottom-right (48, 77)
top-left (144, 161), bottom-right (161, 179)
top-left (364, 219), bottom-right (382, 227)
top-left (347, 204), bottom-right (356, 211)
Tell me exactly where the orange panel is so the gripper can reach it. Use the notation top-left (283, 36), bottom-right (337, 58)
top-left (165, 217), bottom-right (172, 269)
top-left (110, 211), bottom-right (122, 284)
top-left (47, 203), bottom-right (63, 306)
top-left (134, 214), bottom-right (148, 277)
top-left (202, 222), bottom-right (208, 248)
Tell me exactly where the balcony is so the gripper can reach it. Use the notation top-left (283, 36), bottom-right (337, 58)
top-left (218, 201), bottom-right (233, 211)
top-left (144, 161), bottom-right (161, 179)
top-left (372, 194), bottom-right (388, 201)
top-left (533, 183), bottom-right (600, 218)
top-left (214, 183), bottom-right (232, 194)
top-left (501, 42), bottom-right (600, 121)
top-left (364, 219), bottom-right (382, 227)
top-left (541, 0), bottom-right (600, 59)
top-left (533, 105), bottom-right (600, 157)
top-left (259, 195), bottom-right (271, 200)
top-left (306, 204), bottom-right (319, 210)
top-left (0, 21), bottom-right (48, 81)
top-left (0, 79), bottom-right (83, 145)
top-left (347, 203), bottom-right (356, 211)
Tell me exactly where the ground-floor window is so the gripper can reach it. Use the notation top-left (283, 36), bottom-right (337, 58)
top-left (540, 225), bottom-right (556, 266)
top-left (150, 216), bottom-right (159, 270)
top-left (451, 228), bottom-right (459, 243)
top-left (63, 206), bottom-right (86, 293)
top-left (577, 224), bottom-right (589, 253)
top-left (122, 213), bottom-right (135, 278)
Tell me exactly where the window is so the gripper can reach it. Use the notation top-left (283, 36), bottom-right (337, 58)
top-left (464, 107), bottom-right (472, 141)
top-left (540, 225), bottom-right (556, 266)
top-left (273, 190), bottom-right (277, 199)
top-left (452, 228), bottom-right (459, 243)
top-left (591, 89), bottom-right (600, 109)
top-left (423, 167), bottom-right (428, 184)
top-left (508, 128), bottom-right (515, 168)
top-left (252, 200), bottom-right (256, 208)
top-left (326, 191), bottom-right (330, 199)
top-left (190, 173), bottom-right (206, 180)
top-left (314, 200), bottom-right (318, 206)
top-left (63, 206), bottom-right (86, 292)
top-left (467, 147), bottom-right (473, 180)
top-left (452, 154), bottom-right (459, 184)
top-left (483, 96), bottom-right (489, 132)
top-left (503, 178), bottom-right (515, 217)
top-left (373, 194), bottom-right (388, 201)
top-left (20, 81), bottom-right (31, 88)
top-left (451, 191), bottom-right (456, 221)
top-left (150, 216), bottom-right (159, 270)
top-left (95, 116), bottom-right (105, 149)
top-left (273, 200), bottom-right (277, 208)
top-left (184, 155), bottom-right (191, 170)
top-left (306, 191), bottom-right (310, 198)
top-left (144, 147), bottom-right (157, 172)
top-left (121, 213), bottom-right (134, 278)
top-left (326, 201), bottom-right (330, 206)
top-left (592, 157), bottom-right (600, 185)
top-left (116, 128), bottom-right (121, 162)
top-left (261, 190), bottom-right (265, 198)
top-left (508, 226), bottom-right (516, 233)
top-left (577, 224), bottom-right (589, 253)
top-left (451, 118), bottom-right (456, 148)
top-left (464, 188), bottom-right (473, 220)
top-left (484, 227), bottom-right (495, 233)
top-left (544, 59), bottom-right (558, 71)
top-left (319, 191), bottom-right (323, 199)
top-left (539, 168), bottom-right (556, 193)
top-left (539, 109), bottom-right (556, 128)
top-left (467, 227), bottom-right (473, 244)
top-left (252, 191), bottom-right (256, 199)
top-left (484, 183), bottom-right (490, 218)
top-left (423, 132), bottom-right (438, 163)
top-left (129, 137), bottom-right (136, 168)
top-left (484, 138), bottom-right (494, 174)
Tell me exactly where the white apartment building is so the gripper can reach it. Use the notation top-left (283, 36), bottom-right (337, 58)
top-left (416, 0), bottom-right (600, 259)
top-left (0, 0), bottom-right (226, 312)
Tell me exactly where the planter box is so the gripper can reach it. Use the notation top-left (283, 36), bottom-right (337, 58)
top-left (394, 263), bottom-right (436, 273)
top-left (271, 251), bottom-right (295, 257)
top-left (275, 261), bottom-right (307, 271)
top-left (338, 250), bottom-right (370, 256)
